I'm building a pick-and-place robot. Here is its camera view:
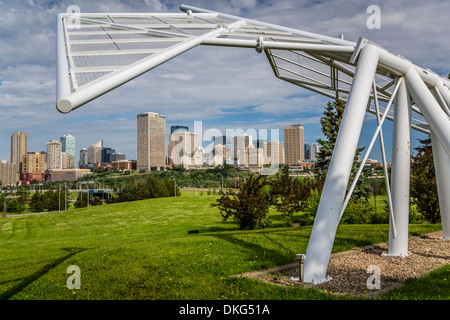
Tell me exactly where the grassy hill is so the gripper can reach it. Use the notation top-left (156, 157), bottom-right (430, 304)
top-left (0, 191), bottom-right (444, 300)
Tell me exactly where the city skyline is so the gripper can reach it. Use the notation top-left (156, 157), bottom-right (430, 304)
top-left (2, 114), bottom-right (321, 176)
top-left (1, 1), bottom-right (448, 164)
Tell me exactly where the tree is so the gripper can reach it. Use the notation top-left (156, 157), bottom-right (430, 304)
top-left (1, 194), bottom-right (6, 217)
top-left (313, 100), bottom-right (371, 201)
top-left (44, 189), bottom-right (59, 212)
top-left (270, 165), bottom-right (318, 221)
top-left (29, 192), bottom-right (46, 212)
top-left (410, 137), bottom-right (440, 223)
top-left (7, 199), bottom-right (24, 214)
top-left (211, 175), bottom-right (272, 229)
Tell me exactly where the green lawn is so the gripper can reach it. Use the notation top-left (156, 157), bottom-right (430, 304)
top-left (0, 191), bottom-right (445, 300)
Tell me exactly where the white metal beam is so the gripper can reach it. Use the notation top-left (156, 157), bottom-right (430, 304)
top-left (56, 14), bottom-right (72, 102)
top-left (303, 44), bottom-right (379, 284)
top-left (57, 19), bottom-right (246, 113)
top-left (384, 78), bottom-right (412, 257)
top-left (430, 130), bottom-right (450, 239)
top-left (404, 68), bottom-right (450, 157)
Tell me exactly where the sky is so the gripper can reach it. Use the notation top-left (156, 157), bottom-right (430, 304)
top-left (1, 0), bottom-right (449, 165)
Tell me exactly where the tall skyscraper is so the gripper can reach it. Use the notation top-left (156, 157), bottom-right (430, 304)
top-left (284, 124), bottom-right (305, 166)
top-left (137, 112), bottom-right (166, 171)
top-left (47, 140), bottom-right (62, 170)
top-left (60, 133), bottom-right (76, 158)
top-left (136, 112), bottom-right (166, 170)
top-left (10, 131), bottom-right (28, 175)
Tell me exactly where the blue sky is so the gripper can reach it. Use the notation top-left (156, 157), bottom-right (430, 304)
top-left (1, 0), bottom-right (449, 164)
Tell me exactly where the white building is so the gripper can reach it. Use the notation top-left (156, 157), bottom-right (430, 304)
top-left (47, 140), bottom-right (62, 170)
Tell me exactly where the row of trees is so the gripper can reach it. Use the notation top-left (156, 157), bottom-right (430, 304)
top-left (1, 174), bottom-right (179, 213)
top-left (0, 188), bottom-right (69, 214)
top-left (107, 175), bottom-right (179, 204)
top-left (72, 175), bottom-right (179, 208)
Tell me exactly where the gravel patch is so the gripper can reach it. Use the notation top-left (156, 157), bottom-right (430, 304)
top-left (240, 231), bottom-right (449, 298)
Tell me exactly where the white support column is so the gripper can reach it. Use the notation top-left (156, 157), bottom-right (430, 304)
top-left (404, 68), bottom-right (450, 157)
top-left (430, 130), bottom-right (450, 239)
top-left (303, 44), bottom-right (379, 284)
top-left (384, 78), bottom-right (412, 257)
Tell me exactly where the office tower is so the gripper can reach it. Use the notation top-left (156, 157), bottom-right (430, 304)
top-left (47, 140), bottom-right (62, 170)
top-left (170, 125), bottom-right (189, 134)
top-left (265, 140), bottom-right (284, 166)
top-left (137, 112), bottom-right (166, 171)
top-left (87, 140), bottom-right (103, 164)
top-left (60, 133), bottom-right (76, 158)
top-left (62, 152), bottom-right (75, 169)
top-left (304, 143), bottom-right (311, 160)
top-left (255, 139), bottom-right (266, 148)
top-left (79, 148), bottom-right (87, 167)
top-left (212, 135), bottom-right (232, 147)
top-left (232, 134), bottom-right (253, 167)
top-left (311, 143), bottom-right (320, 161)
top-left (110, 152), bottom-right (126, 163)
top-left (168, 131), bottom-right (200, 168)
top-left (247, 146), bottom-right (264, 167)
top-left (10, 131), bottom-right (28, 175)
top-left (102, 147), bottom-right (115, 163)
top-left (284, 124), bottom-right (305, 166)
top-left (22, 152), bottom-right (46, 181)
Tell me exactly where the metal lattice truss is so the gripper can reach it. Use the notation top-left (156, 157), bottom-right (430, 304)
top-left (56, 5), bottom-right (450, 285)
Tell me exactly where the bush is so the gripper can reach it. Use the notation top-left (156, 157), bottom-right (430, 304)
top-left (298, 188), bottom-right (321, 226)
top-left (369, 209), bottom-right (389, 224)
top-left (341, 200), bottom-right (373, 224)
top-left (409, 203), bottom-right (423, 223)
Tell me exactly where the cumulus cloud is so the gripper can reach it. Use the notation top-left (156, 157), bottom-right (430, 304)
top-left (0, 0), bottom-right (448, 162)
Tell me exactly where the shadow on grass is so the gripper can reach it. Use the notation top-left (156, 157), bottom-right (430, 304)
top-left (0, 247), bottom-right (89, 300)
top-left (202, 228), bottom-right (312, 266)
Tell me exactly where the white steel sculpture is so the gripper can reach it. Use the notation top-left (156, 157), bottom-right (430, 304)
top-left (56, 4), bottom-right (450, 284)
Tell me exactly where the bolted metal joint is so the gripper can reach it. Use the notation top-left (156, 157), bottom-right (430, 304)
top-left (255, 36), bottom-right (264, 53)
